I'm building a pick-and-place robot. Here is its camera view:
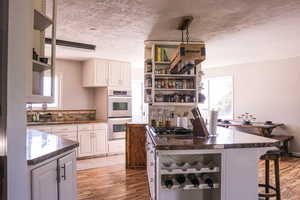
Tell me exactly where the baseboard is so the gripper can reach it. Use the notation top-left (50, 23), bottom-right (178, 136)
top-left (291, 152), bottom-right (300, 157)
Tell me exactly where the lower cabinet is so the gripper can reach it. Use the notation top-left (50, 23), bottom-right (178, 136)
top-left (78, 131), bottom-right (94, 157)
top-left (108, 139), bottom-right (125, 154)
top-left (31, 160), bottom-right (58, 200)
top-left (58, 152), bottom-right (77, 200)
top-left (31, 151), bottom-right (77, 200)
top-left (93, 131), bottom-right (107, 155)
top-left (78, 129), bottom-right (107, 158)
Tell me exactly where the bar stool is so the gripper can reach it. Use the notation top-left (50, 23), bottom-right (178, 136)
top-left (259, 150), bottom-right (281, 200)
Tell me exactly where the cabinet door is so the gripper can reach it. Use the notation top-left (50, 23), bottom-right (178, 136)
top-left (95, 59), bottom-right (109, 86)
top-left (82, 59), bottom-right (96, 87)
top-left (108, 61), bottom-right (122, 86)
top-left (121, 62), bottom-right (131, 88)
top-left (32, 160), bottom-right (58, 200)
top-left (93, 130), bottom-right (107, 155)
top-left (78, 131), bottom-right (93, 157)
top-left (58, 152), bottom-right (77, 200)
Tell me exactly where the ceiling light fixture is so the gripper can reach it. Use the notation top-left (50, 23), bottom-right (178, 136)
top-left (177, 16), bottom-right (194, 44)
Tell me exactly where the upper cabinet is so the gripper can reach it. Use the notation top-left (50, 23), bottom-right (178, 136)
top-left (26, 0), bottom-right (57, 103)
top-left (82, 59), bottom-right (109, 87)
top-left (82, 59), bottom-right (131, 88)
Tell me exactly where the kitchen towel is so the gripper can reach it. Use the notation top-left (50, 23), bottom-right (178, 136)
top-left (209, 110), bottom-right (218, 136)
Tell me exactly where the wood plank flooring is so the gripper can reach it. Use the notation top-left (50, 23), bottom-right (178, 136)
top-left (78, 157), bottom-right (300, 200)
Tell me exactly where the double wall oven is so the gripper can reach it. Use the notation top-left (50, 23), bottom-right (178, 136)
top-left (108, 89), bottom-right (132, 141)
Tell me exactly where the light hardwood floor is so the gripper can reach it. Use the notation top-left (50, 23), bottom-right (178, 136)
top-left (78, 157), bottom-right (300, 200)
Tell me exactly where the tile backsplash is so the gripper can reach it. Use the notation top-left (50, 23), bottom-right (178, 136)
top-left (27, 109), bottom-right (96, 122)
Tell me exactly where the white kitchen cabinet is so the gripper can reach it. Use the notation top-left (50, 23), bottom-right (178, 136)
top-left (108, 60), bottom-right (122, 86)
top-left (27, 122), bottom-right (108, 158)
top-left (121, 62), bottom-right (131, 88)
top-left (82, 59), bottom-right (109, 87)
top-left (32, 160), bottom-right (58, 200)
top-left (78, 123), bottom-right (107, 158)
top-left (31, 151), bottom-right (77, 200)
top-left (108, 139), bottom-right (125, 154)
top-left (58, 152), bottom-right (77, 200)
top-left (93, 130), bottom-right (107, 155)
top-left (82, 59), bottom-right (131, 88)
top-left (78, 131), bottom-right (94, 157)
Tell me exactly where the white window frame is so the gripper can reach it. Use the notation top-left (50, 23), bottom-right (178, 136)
top-left (199, 76), bottom-right (234, 120)
top-left (28, 73), bottom-right (63, 110)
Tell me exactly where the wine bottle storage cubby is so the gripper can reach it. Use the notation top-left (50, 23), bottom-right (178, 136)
top-left (161, 173), bottom-right (220, 190)
top-left (159, 154), bottom-right (221, 191)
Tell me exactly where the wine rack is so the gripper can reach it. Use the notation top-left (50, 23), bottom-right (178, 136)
top-left (157, 153), bottom-right (222, 199)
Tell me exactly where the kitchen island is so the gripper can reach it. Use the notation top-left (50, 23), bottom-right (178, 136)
top-left (27, 130), bottom-right (79, 200)
top-left (146, 125), bottom-right (280, 200)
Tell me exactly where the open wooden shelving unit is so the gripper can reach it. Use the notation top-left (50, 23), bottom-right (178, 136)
top-left (27, 0), bottom-right (57, 103)
top-left (144, 40), bottom-right (206, 125)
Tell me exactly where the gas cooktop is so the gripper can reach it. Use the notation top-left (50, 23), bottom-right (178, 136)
top-left (152, 126), bottom-right (193, 135)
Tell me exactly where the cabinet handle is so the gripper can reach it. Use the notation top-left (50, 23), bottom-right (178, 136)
top-left (61, 164), bottom-right (66, 181)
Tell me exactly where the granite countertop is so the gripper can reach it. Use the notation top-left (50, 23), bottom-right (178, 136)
top-left (146, 126), bottom-right (280, 150)
top-left (27, 119), bottom-right (107, 126)
top-left (27, 130), bottom-right (79, 165)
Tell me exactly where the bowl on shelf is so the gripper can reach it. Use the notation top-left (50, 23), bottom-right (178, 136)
top-left (39, 57), bottom-right (48, 64)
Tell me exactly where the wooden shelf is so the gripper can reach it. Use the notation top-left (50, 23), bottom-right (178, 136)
top-left (155, 61), bottom-right (171, 65)
top-left (155, 74), bottom-right (196, 78)
top-left (161, 167), bottom-right (220, 175)
top-left (155, 88), bottom-right (196, 91)
top-left (161, 183), bottom-right (219, 191)
top-left (144, 87), bottom-right (152, 90)
top-left (152, 103), bottom-right (196, 106)
top-left (34, 9), bottom-right (53, 31)
top-left (33, 60), bottom-right (51, 72)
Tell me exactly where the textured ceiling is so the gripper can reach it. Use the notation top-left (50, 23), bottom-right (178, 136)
top-left (48, 0), bottom-right (300, 68)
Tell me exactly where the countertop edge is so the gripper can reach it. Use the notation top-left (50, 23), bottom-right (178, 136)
top-left (146, 125), bottom-right (280, 150)
top-left (27, 142), bottom-right (79, 165)
top-left (27, 120), bottom-right (107, 126)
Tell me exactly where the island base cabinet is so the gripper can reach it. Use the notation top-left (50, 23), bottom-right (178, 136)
top-left (31, 151), bottom-right (77, 200)
top-left (58, 152), bottom-right (77, 200)
top-left (32, 160), bottom-right (58, 200)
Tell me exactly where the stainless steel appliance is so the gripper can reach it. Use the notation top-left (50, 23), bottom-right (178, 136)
top-left (108, 117), bottom-right (132, 140)
top-left (108, 89), bottom-right (132, 118)
top-left (107, 89), bottom-right (132, 140)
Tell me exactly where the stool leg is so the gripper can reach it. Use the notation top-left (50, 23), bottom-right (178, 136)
top-left (274, 159), bottom-right (281, 200)
top-left (265, 160), bottom-right (270, 200)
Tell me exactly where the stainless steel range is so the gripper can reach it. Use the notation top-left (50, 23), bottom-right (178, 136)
top-left (108, 89), bottom-right (132, 140)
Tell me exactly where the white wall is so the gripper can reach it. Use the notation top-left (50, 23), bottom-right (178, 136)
top-left (56, 59), bottom-right (95, 110)
top-left (204, 57), bottom-right (300, 154)
top-left (7, 0), bottom-right (30, 199)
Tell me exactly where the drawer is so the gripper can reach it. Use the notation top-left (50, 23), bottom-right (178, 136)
top-left (108, 140), bottom-right (125, 154)
top-left (78, 124), bottom-right (93, 131)
top-left (93, 123), bottom-right (107, 130)
top-left (51, 124), bottom-right (77, 133)
top-left (54, 131), bottom-right (77, 138)
top-left (27, 126), bottom-right (52, 133)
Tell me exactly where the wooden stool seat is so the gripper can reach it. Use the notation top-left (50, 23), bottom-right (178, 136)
top-left (259, 150), bottom-right (281, 200)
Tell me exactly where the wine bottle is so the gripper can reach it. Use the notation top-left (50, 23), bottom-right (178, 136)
top-left (187, 174), bottom-right (199, 187)
top-left (200, 174), bottom-right (214, 188)
top-left (175, 174), bottom-right (186, 185)
top-left (164, 176), bottom-right (174, 189)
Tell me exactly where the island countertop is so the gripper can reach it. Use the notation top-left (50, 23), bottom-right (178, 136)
top-left (27, 130), bottom-right (79, 165)
top-left (146, 125), bottom-right (280, 150)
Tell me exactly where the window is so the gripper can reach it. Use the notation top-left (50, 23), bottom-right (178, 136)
top-left (199, 76), bottom-right (233, 120)
top-left (27, 75), bottom-right (62, 109)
